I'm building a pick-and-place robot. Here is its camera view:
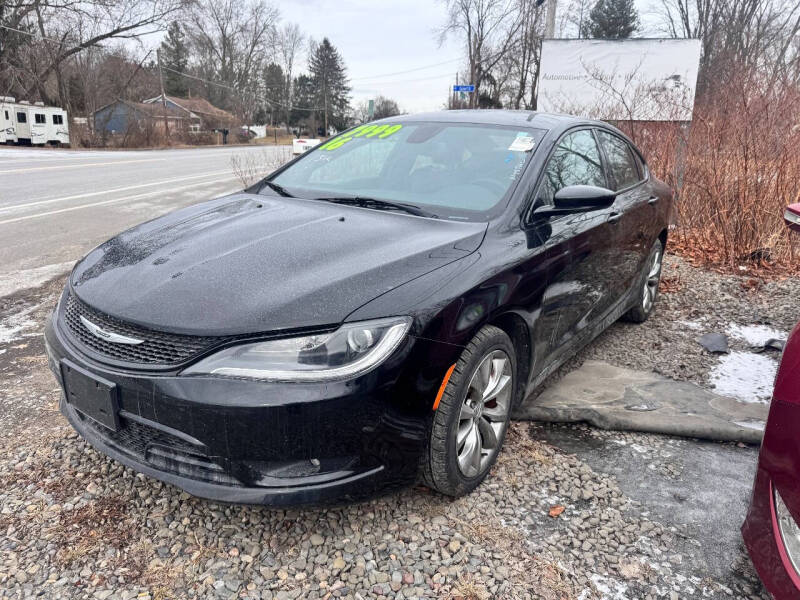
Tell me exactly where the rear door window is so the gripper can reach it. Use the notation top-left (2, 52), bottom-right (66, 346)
top-left (596, 131), bottom-right (640, 190)
top-left (16, 112), bottom-right (26, 123)
top-left (536, 129), bottom-right (606, 207)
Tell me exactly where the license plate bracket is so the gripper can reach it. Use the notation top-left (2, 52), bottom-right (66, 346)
top-left (60, 359), bottom-right (120, 431)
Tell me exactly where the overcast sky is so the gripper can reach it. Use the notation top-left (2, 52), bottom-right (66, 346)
top-left (148, 0), bottom-right (662, 114)
top-left (277, 0), bottom-right (463, 113)
top-left (278, 0), bottom-right (662, 113)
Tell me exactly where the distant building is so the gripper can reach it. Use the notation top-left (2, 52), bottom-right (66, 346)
top-left (142, 94), bottom-right (237, 132)
top-left (92, 99), bottom-right (192, 136)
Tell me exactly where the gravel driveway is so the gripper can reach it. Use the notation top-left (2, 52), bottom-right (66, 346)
top-left (1, 254), bottom-right (796, 599)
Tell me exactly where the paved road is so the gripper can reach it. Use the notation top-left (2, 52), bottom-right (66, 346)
top-left (0, 145), bottom-right (288, 297)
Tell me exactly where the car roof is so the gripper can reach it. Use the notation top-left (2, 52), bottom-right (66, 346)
top-left (376, 109), bottom-right (606, 134)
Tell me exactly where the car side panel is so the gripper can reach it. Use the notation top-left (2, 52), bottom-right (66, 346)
top-left (529, 210), bottom-right (618, 362)
top-left (607, 183), bottom-right (653, 294)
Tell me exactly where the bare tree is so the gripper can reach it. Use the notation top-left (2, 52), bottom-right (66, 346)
top-left (276, 22), bottom-right (303, 131)
top-left (656, 0), bottom-right (800, 90)
top-left (3, 0), bottom-right (185, 107)
top-left (509, 0), bottom-right (545, 109)
top-left (439, 0), bottom-right (523, 109)
top-left (186, 0), bottom-right (279, 117)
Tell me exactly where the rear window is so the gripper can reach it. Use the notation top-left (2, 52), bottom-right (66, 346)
top-left (596, 131), bottom-right (640, 190)
top-left (269, 122), bottom-right (547, 220)
top-left (35, 113), bottom-right (46, 124)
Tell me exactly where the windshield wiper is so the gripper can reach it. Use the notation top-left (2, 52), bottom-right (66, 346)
top-left (261, 181), bottom-right (294, 197)
top-left (316, 196), bottom-right (438, 218)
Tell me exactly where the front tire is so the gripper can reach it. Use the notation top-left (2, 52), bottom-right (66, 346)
top-left (421, 325), bottom-right (516, 497)
top-left (624, 239), bottom-right (664, 323)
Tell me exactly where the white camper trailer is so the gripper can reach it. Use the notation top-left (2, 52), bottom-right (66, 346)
top-left (45, 106), bottom-right (70, 145)
top-left (4, 99), bottom-right (69, 146)
top-left (13, 101), bottom-right (32, 142)
top-left (0, 97), bottom-right (17, 144)
top-left (29, 101), bottom-right (48, 145)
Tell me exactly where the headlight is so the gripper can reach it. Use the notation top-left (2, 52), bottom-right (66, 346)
top-left (775, 486), bottom-right (800, 576)
top-left (182, 317), bottom-right (412, 382)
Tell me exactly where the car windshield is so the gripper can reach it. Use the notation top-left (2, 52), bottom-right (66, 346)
top-left (267, 122), bottom-right (547, 220)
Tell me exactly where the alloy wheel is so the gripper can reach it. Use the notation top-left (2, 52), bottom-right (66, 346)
top-left (456, 350), bottom-right (513, 477)
top-left (642, 248), bottom-right (663, 312)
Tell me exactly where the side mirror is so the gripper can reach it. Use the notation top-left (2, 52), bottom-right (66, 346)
top-left (785, 203), bottom-right (800, 233)
top-left (532, 185), bottom-right (616, 220)
top-left (553, 185), bottom-right (617, 211)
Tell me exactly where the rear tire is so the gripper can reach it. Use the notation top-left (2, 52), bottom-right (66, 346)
top-left (624, 239), bottom-right (664, 323)
top-left (421, 325), bottom-right (516, 497)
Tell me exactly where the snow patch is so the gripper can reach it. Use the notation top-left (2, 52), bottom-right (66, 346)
top-left (710, 351), bottom-right (778, 403)
top-left (727, 323), bottom-right (786, 347)
top-left (580, 574), bottom-right (630, 600)
top-left (0, 303), bottom-right (43, 345)
top-left (678, 319), bottom-right (705, 331)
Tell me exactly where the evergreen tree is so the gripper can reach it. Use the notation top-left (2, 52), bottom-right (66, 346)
top-left (308, 38), bottom-right (351, 133)
top-left (581, 0), bottom-right (639, 39)
top-left (290, 74), bottom-right (317, 132)
top-left (263, 63), bottom-right (285, 125)
top-left (160, 21), bottom-right (190, 96)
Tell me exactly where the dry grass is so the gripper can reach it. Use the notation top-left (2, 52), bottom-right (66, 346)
top-left (446, 573), bottom-right (490, 600)
top-left (230, 147), bottom-right (294, 187)
top-left (253, 133), bottom-right (296, 146)
top-left (619, 72), bottom-right (800, 276)
top-left (53, 495), bottom-right (137, 567)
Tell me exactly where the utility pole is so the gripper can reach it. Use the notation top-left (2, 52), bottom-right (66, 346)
top-left (156, 49), bottom-right (170, 139)
top-left (545, 0), bottom-right (558, 38)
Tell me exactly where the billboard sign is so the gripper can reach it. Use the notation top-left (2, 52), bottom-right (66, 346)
top-left (538, 39), bottom-right (702, 121)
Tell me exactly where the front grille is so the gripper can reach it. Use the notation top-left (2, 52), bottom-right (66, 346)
top-left (105, 417), bottom-right (201, 457)
top-left (77, 411), bottom-right (241, 486)
top-left (63, 293), bottom-right (228, 366)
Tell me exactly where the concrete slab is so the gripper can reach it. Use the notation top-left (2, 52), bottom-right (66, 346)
top-left (513, 360), bottom-right (767, 444)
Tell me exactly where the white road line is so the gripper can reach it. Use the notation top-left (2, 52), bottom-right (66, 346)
top-left (0, 169), bottom-right (235, 213)
top-left (0, 176), bottom-right (240, 226)
top-left (0, 157), bottom-right (168, 174)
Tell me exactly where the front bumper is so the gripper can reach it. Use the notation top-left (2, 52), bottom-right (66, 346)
top-left (743, 399), bottom-right (800, 598)
top-left (44, 312), bottom-right (449, 506)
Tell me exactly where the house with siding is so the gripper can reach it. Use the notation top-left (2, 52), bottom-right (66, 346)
top-left (92, 100), bottom-right (193, 136)
top-left (142, 95), bottom-right (237, 132)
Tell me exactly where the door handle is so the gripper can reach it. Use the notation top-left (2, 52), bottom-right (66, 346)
top-left (648, 196), bottom-right (659, 205)
top-left (607, 212), bottom-right (622, 224)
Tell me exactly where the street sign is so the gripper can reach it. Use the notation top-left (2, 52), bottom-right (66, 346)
top-left (453, 85), bottom-right (475, 93)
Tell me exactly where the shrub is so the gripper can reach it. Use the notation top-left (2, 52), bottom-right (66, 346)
top-left (621, 72), bottom-right (800, 273)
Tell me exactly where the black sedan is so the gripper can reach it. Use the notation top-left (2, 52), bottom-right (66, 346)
top-left (44, 110), bottom-right (672, 505)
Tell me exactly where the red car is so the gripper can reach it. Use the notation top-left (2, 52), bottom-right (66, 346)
top-left (742, 203), bottom-right (800, 597)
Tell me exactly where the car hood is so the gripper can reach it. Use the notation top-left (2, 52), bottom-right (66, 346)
top-left (70, 193), bottom-right (487, 335)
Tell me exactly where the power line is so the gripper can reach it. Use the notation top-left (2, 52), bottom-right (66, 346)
top-left (350, 57), bottom-right (463, 81)
top-left (0, 24), bottom-right (325, 111)
top-left (2, 21), bottom-right (514, 112)
top-left (162, 66), bottom-right (326, 111)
